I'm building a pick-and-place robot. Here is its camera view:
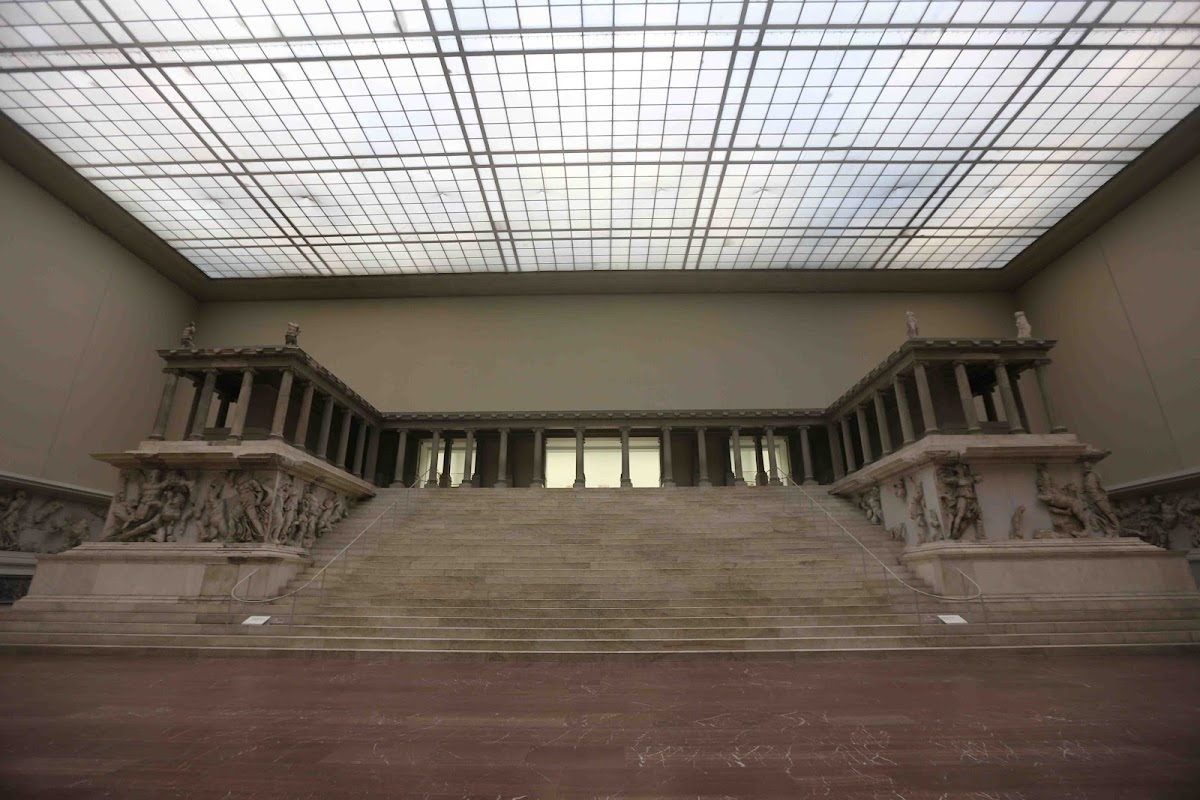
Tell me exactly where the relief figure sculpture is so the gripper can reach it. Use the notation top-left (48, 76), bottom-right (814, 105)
top-left (937, 464), bottom-right (984, 541)
top-left (1081, 464), bottom-right (1121, 538)
top-left (1035, 465), bottom-right (1089, 537)
top-left (907, 478), bottom-right (929, 544)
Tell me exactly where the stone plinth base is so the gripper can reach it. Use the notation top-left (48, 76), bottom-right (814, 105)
top-left (20, 542), bottom-right (309, 604)
top-left (901, 539), bottom-right (1196, 597)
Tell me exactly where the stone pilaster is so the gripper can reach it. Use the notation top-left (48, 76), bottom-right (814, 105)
top-left (293, 382), bottom-right (315, 450)
top-left (913, 361), bottom-right (939, 434)
top-left (496, 429), bottom-right (510, 488)
top-left (425, 430), bottom-right (441, 488)
top-left (994, 360), bottom-right (1025, 433)
top-left (269, 368), bottom-right (294, 440)
top-left (954, 361), bottom-right (982, 434)
top-left (731, 427), bottom-right (747, 486)
top-left (573, 428), bottom-right (585, 489)
top-left (148, 369), bottom-right (181, 440)
top-left (799, 425), bottom-right (816, 485)
top-left (316, 396), bottom-right (335, 462)
top-left (619, 427), bottom-right (632, 488)
top-left (894, 375), bottom-right (915, 445)
top-left (855, 405), bottom-right (874, 464)
top-left (765, 427), bottom-right (781, 486)
top-left (872, 390), bottom-right (892, 456)
top-left (661, 426), bottom-right (675, 488)
top-left (229, 368), bottom-right (255, 443)
top-left (460, 429), bottom-right (475, 488)
top-left (188, 369), bottom-right (218, 441)
top-left (531, 429), bottom-right (545, 489)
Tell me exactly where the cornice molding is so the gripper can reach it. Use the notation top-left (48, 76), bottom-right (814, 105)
top-left (3, 107), bottom-right (1197, 301)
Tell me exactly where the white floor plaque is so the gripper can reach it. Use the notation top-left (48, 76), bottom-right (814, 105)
top-left (937, 614), bottom-right (968, 624)
top-left (242, 615), bottom-right (272, 625)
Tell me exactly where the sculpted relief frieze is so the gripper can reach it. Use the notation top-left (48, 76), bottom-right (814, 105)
top-left (0, 489), bottom-right (105, 554)
top-left (101, 468), bottom-right (351, 548)
top-left (1113, 490), bottom-right (1200, 550)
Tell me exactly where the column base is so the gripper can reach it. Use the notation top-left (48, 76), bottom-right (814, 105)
top-left (147, 434), bottom-right (165, 441)
top-left (187, 434), bottom-right (205, 441)
top-left (530, 480), bottom-right (544, 489)
top-left (662, 480), bottom-right (676, 488)
top-left (424, 480), bottom-right (438, 488)
top-left (268, 432), bottom-right (286, 440)
top-left (802, 479), bottom-right (818, 486)
top-left (734, 478), bottom-right (747, 487)
top-left (768, 477), bottom-right (782, 486)
top-left (698, 479), bottom-right (712, 487)
top-left (620, 479), bottom-right (633, 488)
top-left (1051, 426), bottom-right (1069, 433)
top-left (573, 480), bottom-right (586, 488)
top-left (459, 481), bottom-right (473, 489)
top-left (495, 480), bottom-right (509, 488)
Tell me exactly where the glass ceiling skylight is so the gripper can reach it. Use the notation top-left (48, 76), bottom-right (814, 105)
top-left (1, 1), bottom-right (1197, 277)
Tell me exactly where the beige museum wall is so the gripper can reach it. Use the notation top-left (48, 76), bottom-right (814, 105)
top-left (1018, 153), bottom-right (1200, 486)
top-left (0, 161), bottom-right (198, 492)
top-left (195, 292), bottom-right (1015, 414)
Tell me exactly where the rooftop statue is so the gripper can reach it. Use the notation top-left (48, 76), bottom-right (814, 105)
top-left (285, 321), bottom-right (301, 346)
top-left (180, 321), bottom-right (196, 348)
top-left (905, 311), bottom-right (919, 339)
top-left (1015, 311), bottom-right (1032, 339)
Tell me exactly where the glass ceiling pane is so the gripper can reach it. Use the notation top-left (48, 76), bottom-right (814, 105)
top-left (0, 0), bottom-right (1197, 277)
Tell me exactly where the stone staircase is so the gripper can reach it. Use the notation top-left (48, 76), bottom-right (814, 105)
top-left (2, 488), bottom-right (1198, 658)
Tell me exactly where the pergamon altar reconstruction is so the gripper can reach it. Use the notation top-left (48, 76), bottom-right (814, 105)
top-left (0, 2), bottom-right (1198, 796)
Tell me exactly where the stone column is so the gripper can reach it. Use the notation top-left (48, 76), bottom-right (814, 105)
top-left (913, 362), bottom-right (939, 434)
top-left (696, 428), bottom-right (711, 487)
top-left (269, 368), bottom-right (294, 440)
top-left (619, 427), bottom-right (632, 488)
top-left (826, 421), bottom-right (845, 480)
top-left (799, 425), bottom-right (816, 485)
top-left (425, 430), bottom-right (441, 488)
top-left (460, 429), bottom-right (475, 488)
top-left (753, 434), bottom-right (767, 486)
top-left (336, 408), bottom-right (353, 470)
top-left (531, 429), bottom-right (545, 488)
top-left (573, 428), bottom-right (585, 488)
top-left (953, 361), bottom-right (982, 434)
top-left (731, 427), bottom-right (747, 486)
top-left (149, 369), bottom-right (181, 440)
top-left (1033, 360), bottom-right (1067, 433)
top-left (316, 396), bottom-right (335, 462)
top-left (394, 429), bottom-right (409, 486)
top-left (840, 416), bottom-right (858, 472)
top-left (188, 369), bottom-right (219, 441)
top-left (993, 360), bottom-right (1025, 433)
top-left (353, 420), bottom-right (368, 477)
top-left (229, 368), bottom-right (255, 443)
top-left (440, 435), bottom-right (453, 487)
top-left (765, 427), bottom-right (781, 485)
top-left (661, 426), bottom-right (675, 487)
top-left (364, 426), bottom-right (380, 485)
top-left (855, 405), bottom-right (874, 464)
top-left (893, 376), bottom-right (915, 445)
top-left (496, 428), bottom-right (510, 488)
top-left (293, 382), bottom-right (315, 450)
top-left (872, 390), bottom-right (893, 456)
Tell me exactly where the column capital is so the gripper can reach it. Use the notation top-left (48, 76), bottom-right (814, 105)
top-left (661, 424), bottom-right (672, 432)
top-left (619, 426), bottom-right (630, 435)
top-left (1034, 357), bottom-right (1052, 367)
top-left (201, 367), bottom-right (219, 375)
top-left (695, 425), bottom-right (707, 433)
top-left (163, 367), bottom-right (183, 377)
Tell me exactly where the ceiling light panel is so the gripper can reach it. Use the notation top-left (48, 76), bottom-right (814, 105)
top-left (0, 0), bottom-right (1197, 277)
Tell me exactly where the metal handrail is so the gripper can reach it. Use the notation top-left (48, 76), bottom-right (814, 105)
top-left (780, 473), bottom-right (986, 618)
top-left (227, 476), bottom-right (422, 622)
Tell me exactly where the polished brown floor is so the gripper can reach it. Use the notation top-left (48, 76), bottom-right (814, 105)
top-left (1, 653), bottom-right (1197, 799)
